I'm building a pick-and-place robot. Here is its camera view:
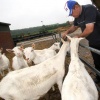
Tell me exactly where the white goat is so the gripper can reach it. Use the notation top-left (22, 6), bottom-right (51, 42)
top-left (6, 45), bottom-right (29, 70)
top-left (61, 36), bottom-right (98, 100)
top-left (0, 39), bottom-right (69, 100)
top-left (0, 48), bottom-right (10, 76)
top-left (24, 42), bottom-right (60, 65)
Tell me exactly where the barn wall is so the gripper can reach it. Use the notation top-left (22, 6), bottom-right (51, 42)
top-left (0, 23), bottom-right (14, 52)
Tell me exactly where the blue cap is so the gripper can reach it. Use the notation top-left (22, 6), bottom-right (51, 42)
top-left (66, 0), bottom-right (77, 16)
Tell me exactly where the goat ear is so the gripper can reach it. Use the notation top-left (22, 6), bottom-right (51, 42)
top-left (61, 38), bottom-right (65, 43)
top-left (6, 49), bottom-right (14, 53)
top-left (32, 43), bottom-right (35, 49)
top-left (66, 35), bottom-right (72, 40)
top-left (20, 45), bottom-right (24, 49)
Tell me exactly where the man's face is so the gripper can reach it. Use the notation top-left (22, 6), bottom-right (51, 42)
top-left (71, 5), bottom-right (80, 18)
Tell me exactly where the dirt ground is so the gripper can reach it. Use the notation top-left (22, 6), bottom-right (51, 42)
top-left (0, 28), bottom-right (100, 100)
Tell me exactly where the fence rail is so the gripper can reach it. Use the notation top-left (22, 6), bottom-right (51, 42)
top-left (80, 44), bottom-right (100, 55)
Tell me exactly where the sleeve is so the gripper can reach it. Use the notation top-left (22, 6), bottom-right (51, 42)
top-left (84, 5), bottom-right (97, 24)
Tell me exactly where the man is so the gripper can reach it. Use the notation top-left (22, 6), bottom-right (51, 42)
top-left (62, 0), bottom-right (100, 83)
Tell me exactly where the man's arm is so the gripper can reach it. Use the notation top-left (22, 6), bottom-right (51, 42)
top-left (62, 25), bottom-right (79, 39)
top-left (78, 23), bottom-right (94, 38)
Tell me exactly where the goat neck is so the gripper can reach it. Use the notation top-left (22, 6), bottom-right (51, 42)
top-left (57, 41), bottom-right (69, 60)
top-left (70, 38), bottom-right (81, 61)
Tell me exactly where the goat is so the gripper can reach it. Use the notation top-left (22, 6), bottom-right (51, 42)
top-left (0, 39), bottom-right (69, 100)
top-left (0, 48), bottom-right (10, 76)
top-left (61, 36), bottom-right (98, 100)
top-left (24, 42), bottom-right (60, 65)
top-left (6, 45), bottom-right (29, 70)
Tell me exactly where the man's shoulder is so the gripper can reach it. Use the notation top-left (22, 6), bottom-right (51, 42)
top-left (83, 4), bottom-right (97, 10)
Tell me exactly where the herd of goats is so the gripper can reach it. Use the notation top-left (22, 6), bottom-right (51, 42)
top-left (0, 35), bottom-right (99, 100)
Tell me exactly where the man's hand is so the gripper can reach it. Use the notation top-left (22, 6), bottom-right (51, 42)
top-left (61, 25), bottom-right (78, 39)
top-left (61, 32), bottom-right (68, 39)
